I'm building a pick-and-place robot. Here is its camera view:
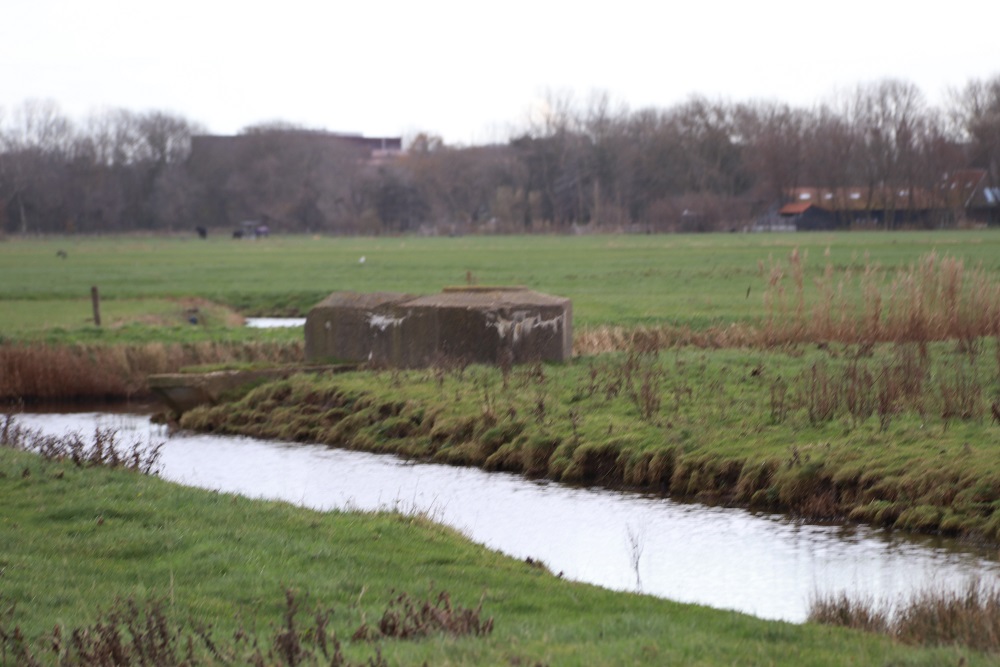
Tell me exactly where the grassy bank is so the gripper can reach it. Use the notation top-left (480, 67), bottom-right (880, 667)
top-left (9, 230), bottom-right (1000, 663)
top-left (181, 335), bottom-right (1000, 545)
top-left (1, 439), bottom-right (991, 665)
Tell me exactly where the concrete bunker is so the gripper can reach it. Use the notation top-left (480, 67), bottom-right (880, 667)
top-left (304, 287), bottom-right (572, 367)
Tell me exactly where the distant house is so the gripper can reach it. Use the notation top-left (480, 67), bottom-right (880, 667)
top-left (750, 201), bottom-right (835, 232)
top-left (784, 186), bottom-right (940, 227)
top-left (777, 201), bottom-right (837, 231)
top-left (778, 173), bottom-right (1000, 228)
top-left (940, 169), bottom-right (1000, 224)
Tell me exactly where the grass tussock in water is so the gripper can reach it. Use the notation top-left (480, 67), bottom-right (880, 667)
top-left (810, 581), bottom-right (1000, 653)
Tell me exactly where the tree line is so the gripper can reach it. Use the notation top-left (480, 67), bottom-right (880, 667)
top-left (1, 76), bottom-right (998, 236)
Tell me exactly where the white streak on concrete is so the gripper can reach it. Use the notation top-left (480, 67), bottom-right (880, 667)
top-left (368, 313), bottom-right (407, 331)
top-left (489, 311), bottom-right (562, 344)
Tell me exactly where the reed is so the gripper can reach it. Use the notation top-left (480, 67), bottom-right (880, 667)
top-left (573, 323), bottom-right (759, 355)
top-left (807, 592), bottom-right (890, 635)
top-left (810, 580), bottom-right (1000, 653)
top-left (789, 345), bottom-right (988, 433)
top-left (0, 340), bottom-right (303, 403)
top-left (575, 251), bottom-right (1000, 357)
top-left (763, 250), bottom-right (1000, 347)
top-left (0, 414), bottom-right (163, 474)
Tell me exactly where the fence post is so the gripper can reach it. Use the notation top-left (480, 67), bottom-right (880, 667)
top-left (91, 286), bottom-right (101, 326)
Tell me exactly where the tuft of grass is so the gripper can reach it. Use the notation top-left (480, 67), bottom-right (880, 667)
top-left (0, 587), bottom-right (484, 666)
top-left (810, 580), bottom-right (1000, 653)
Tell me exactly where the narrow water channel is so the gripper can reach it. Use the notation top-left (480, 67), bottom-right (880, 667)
top-left (244, 317), bottom-right (306, 328)
top-left (16, 411), bottom-right (1000, 623)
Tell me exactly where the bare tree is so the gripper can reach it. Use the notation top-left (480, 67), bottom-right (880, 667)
top-left (952, 75), bottom-right (1000, 188)
top-left (0, 100), bottom-right (75, 233)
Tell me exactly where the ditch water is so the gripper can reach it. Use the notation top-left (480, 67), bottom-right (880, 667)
top-left (245, 317), bottom-right (306, 328)
top-left (15, 410), bottom-right (1000, 623)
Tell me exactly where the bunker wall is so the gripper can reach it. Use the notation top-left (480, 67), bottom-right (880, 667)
top-left (304, 289), bottom-right (572, 367)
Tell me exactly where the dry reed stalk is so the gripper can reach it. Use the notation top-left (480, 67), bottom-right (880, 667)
top-left (893, 580), bottom-right (1000, 651)
top-left (763, 250), bottom-right (1000, 347)
top-left (573, 324), bottom-right (760, 355)
top-left (811, 580), bottom-right (1000, 652)
top-left (807, 591), bottom-right (890, 634)
top-left (0, 341), bottom-right (303, 403)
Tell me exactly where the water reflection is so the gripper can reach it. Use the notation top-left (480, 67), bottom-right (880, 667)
top-left (244, 317), bottom-right (306, 328)
top-left (15, 411), bottom-right (1000, 622)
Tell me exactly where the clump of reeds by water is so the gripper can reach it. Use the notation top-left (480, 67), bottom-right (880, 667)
top-left (0, 340), bottom-right (303, 403)
top-left (0, 413), bottom-right (163, 474)
top-left (809, 580), bottom-right (1000, 652)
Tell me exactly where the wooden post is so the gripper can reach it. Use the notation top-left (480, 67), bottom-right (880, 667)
top-left (91, 286), bottom-right (101, 326)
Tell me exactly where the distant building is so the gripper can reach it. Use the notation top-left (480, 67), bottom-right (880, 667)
top-left (783, 186), bottom-right (940, 227)
top-left (753, 174), bottom-right (1000, 231)
top-left (940, 169), bottom-right (1000, 224)
top-left (776, 201), bottom-right (837, 231)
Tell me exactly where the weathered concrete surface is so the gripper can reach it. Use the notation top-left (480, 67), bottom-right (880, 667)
top-left (304, 287), bottom-right (572, 367)
top-left (303, 292), bottom-right (414, 365)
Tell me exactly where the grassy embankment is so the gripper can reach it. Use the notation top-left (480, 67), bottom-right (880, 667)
top-left (180, 244), bottom-right (1000, 544)
top-left (7, 232), bottom-right (1000, 540)
top-left (1, 425), bottom-right (992, 666)
top-left (8, 231), bottom-right (1000, 660)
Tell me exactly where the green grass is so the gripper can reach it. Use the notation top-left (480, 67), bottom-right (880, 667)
top-left (2, 446), bottom-right (993, 666)
top-left (8, 230), bottom-right (1000, 662)
top-left (179, 338), bottom-right (1000, 544)
top-left (6, 231), bottom-right (1000, 338)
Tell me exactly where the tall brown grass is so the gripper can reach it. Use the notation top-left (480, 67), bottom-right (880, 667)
top-left (810, 580), bottom-right (1000, 652)
top-left (764, 250), bottom-right (1000, 347)
top-left (574, 323), bottom-right (759, 355)
top-left (576, 250), bottom-right (1000, 355)
top-left (0, 341), bottom-right (303, 403)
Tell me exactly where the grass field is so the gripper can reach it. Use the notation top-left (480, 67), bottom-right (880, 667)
top-left (8, 231), bottom-right (1000, 662)
top-left (2, 442), bottom-right (993, 666)
top-left (4, 230), bottom-right (1000, 335)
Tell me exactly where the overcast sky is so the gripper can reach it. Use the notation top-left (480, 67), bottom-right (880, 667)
top-left (2, 0), bottom-right (998, 145)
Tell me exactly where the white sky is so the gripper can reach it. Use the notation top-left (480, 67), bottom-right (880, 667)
top-left (2, 0), bottom-right (998, 145)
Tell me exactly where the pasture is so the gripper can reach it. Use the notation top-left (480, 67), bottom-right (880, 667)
top-left (8, 230), bottom-right (1000, 662)
top-left (4, 230), bottom-right (1000, 337)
